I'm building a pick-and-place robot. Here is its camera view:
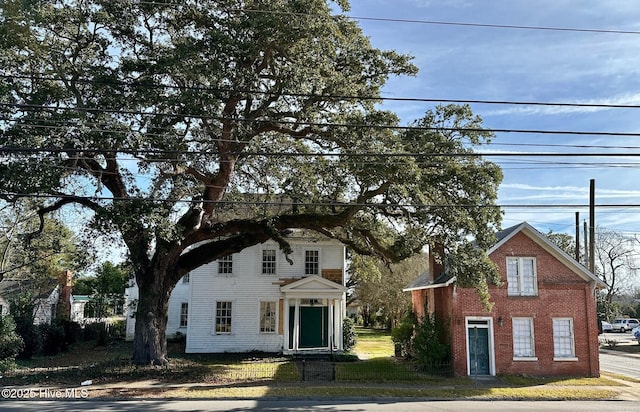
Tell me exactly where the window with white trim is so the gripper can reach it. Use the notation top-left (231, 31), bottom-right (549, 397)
top-left (218, 254), bottom-right (233, 275)
top-left (506, 257), bottom-right (537, 296)
top-left (305, 249), bottom-right (319, 276)
top-left (179, 302), bottom-right (188, 327)
top-left (259, 301), bottom-right (277, 333)
top-left (215, 301), bottom-right (232, 334)
top-left (512, 317), bottom-right (535, 358)
top-left (182, 273), bottom-right (189, 284)
top-left (552, 318), bottom-right (575, 358)
top-left (262, 249), bottom-right (276, 275)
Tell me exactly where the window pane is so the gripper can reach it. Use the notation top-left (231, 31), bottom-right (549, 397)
top-left (262, 249), bottom-right (276, 275)
top-left (512, 318), bottom-right (534, 357)
top-left (553, 318), bottom-right (574, 357)
top-left (215, 301), bottom-right (232, 333)
top-left (218, 255), bottom-right (233, 275)
top-left (507, 258), bottom-right (520, 295)
top-left (305, 250), bottom-right (319, 275)
top-left (260, 301), bottom-right (276, 333)
top-left (180, 302), bottom-right (188, 327)
top-left (521, 259), bottom-right (536, 295)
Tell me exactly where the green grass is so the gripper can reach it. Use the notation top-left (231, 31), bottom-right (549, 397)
top-left (2, 332), bottom-right (632, 401)
top-left (353, 326), bottom-right (395, 359)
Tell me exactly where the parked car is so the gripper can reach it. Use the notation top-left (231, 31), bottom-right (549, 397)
top-left (634, 326), bottom-right (640, 344)
top-left (601, 321), bottom-right (612, 333)
top-left (611, 318), bottom-right (640, 332)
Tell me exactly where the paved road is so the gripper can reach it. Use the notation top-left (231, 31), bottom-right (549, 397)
top-left (1, 400), bottom-right (640, 412)
top-left (598, 331), bottom-right (640, 379)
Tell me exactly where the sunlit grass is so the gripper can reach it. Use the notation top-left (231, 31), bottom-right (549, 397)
top-left (353, 326), bottom-right (394, 359)
top-left (148, 385), bottom-right (617, 401)
top-left (500, 374), bottom-right (626, 387)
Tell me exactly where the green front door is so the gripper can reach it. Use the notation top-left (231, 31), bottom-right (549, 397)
top-left (468, 326), bottom-right (490, 375)
top-left (290, 306), bottom-right (328, 348)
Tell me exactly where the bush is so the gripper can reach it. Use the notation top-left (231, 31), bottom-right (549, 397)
top-left (412, 314), bottom-right (449, 371)
top-left (56, 319), bottom-right (83, 347)
top-left (83, 322), bottom-right (109, 345)
top-left (0, 316), bottom-right (24, 370)
top-left (391, 317), bottom-right (415, 357)
top-left (108, 320), bottom-right (125, 339)
top-left (342, 317), bottom-right (357, 352)
top-left (14, 317), bottom-right (41, 360)
top-left (39, 322), bottom-right (66, 355)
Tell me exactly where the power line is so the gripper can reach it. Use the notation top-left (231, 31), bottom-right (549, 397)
top-left (2, 191), bottom-right (640, 210)
top-left (3, 74), bottom-right (640, 110)
top-left (3, 102), bottom-right (640, 137)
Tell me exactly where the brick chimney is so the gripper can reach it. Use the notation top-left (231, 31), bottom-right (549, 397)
top-left (57, 270), bottom-right (73, 320)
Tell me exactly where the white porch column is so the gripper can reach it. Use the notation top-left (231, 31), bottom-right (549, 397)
top-left (283, 297), bottom-right (290, 352)
top-left (333, 298), bottom-right (343, 350)
top-left (293, 298), bottom-right (300, 352)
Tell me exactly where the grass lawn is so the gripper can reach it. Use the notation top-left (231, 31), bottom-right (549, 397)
top-left (353, 326), bottom-right (395, 359)
top-left (0, 329), bottom-right (630, 401)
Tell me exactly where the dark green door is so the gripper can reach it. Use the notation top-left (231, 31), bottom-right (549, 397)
top-left (290, 306), bottom-right (328, 348)
top-left (468, 326), bottom-right (490, 375)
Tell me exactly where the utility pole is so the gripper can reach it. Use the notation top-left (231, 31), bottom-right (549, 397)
top-left (589, 179), bottom-right (595, 273)
top-left (575, 212), bottom-right (580, 262)
top-left (583, 220), bottom-right (589, 267)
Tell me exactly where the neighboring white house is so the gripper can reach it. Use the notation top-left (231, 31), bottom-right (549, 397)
top-left (70, 295), bottom-right (90, 323)
top-left (0, 277), bottom-right (66, 325)
top-left (126, 232), bottom-right (347, 354)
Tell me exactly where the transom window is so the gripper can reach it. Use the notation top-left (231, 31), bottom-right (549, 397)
top-left (218, 254), bottom-right (233, 275)
top-left (507, 257), bottom-right (537, 296)
top-left (180, 302), bottom-right (188, 327)
top-left (305, 250), bottom-right (319, 275)
top-left (552, 318), bottom-right (575, 359)
top-left (215, 301), bottom-right (232, 334)
top-left (259, 301), bottom-right (277, 333)
top-left (512, 317), bottom-right (535, 358)
top-left (262, 249), bottom-right (276, 275)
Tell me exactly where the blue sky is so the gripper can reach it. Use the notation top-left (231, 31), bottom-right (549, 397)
top-left (346, 0), bottom-right (640, 236)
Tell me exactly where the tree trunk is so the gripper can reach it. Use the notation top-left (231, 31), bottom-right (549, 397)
top-left (132, 268), bottom-right (171, 365)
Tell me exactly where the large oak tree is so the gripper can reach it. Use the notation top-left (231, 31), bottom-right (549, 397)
top-left (0, 0), bottom-right (502, 364)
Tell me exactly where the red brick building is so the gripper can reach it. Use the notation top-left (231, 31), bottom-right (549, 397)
top-left (405, 222), bottom-right (605, 377)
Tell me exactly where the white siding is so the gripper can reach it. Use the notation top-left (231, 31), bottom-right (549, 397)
top-left (166, 277), bottom-right (190, 338)
top-left (124, 236), bottom-right (346, 352)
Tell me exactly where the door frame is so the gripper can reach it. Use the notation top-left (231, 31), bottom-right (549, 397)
top-left (465, 316), bottom-right (496, 376)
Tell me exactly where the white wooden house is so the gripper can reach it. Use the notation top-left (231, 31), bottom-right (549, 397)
top-left (126, 232), bottom-right (347, 354)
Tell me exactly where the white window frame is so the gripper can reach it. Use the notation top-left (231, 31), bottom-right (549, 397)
top-left (304, 249), bottom-right (320, 276)
top-left (179, 302), bottom-right (188, 327)
top-left (182, 273), bottom-right (190, 284)
top-left (217, 254), bottom-right (233, 276)
top-left (506, 257), bottom-right (537, 296)
top-left (259, 301), bottom-right (277, 333)
top-left (552, 318), bottom-right (577, 360)
top-left (261, 249), bottom-right (277, 275)
top-left (215, 301), bottom-right (233, 334)
top-left (512, 317), bottom-right (537, 360)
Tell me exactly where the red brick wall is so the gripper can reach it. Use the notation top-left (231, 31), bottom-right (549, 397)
top-left (447, 232), bottom-right (600, 377)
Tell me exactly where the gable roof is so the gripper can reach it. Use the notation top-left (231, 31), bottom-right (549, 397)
top-left (488, 222), bottom-right (605, 288)
top-left (403, 271), bottom-right (456, 292)
top-left (280, 275), bottom-right (347, 296)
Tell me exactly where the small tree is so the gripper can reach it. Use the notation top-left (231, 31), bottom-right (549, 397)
top-left (412, 314), bottom-right (449, 372)
top-left (0, 315), bottom-right (24, 371)
top-left (342, 317), bottom-right (357, 352)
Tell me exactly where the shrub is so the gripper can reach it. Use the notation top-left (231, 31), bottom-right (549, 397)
top-left (39, 322), bottom-right (66, 355)
top-left (412, 314), bottom-right (449, 371)
top-left (0, 316), bottom-right (24, 370)
top-left (391, 319), bottom-right (414, 357)
top-left (342, 317), bottom-right (357, 352)
top-left (14, 317), bottom-right (41, 360)
top-left (108, 320), bottom-right (125, 339)
top-left (83, 322), bottom-right (109, 345)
